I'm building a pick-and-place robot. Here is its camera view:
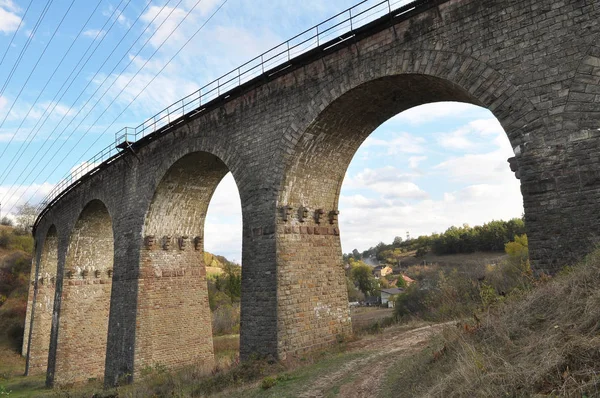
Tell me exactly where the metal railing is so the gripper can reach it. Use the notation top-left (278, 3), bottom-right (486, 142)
top-left (36, 0), bottom-right (433, 220)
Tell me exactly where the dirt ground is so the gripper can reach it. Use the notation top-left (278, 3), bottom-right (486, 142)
top-left (350, 307), bottom-right (394, 330)
top-left (297, 322), bottom-right (447, 398)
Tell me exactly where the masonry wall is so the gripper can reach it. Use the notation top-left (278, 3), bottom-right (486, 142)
top-left (53, 201), bottom-right (113, 385)
top-left (134, 152), bottom-right (226, 374)
top-left (22, 260), bottom-right (35, 358)
top-left (26, 227), bottom-right (58, 375)
top-left (277, 215), bottom-right (351, 358)
top-left (25, 0), bottom-right (600, 386)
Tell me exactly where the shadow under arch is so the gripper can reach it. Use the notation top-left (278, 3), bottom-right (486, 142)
top-left (51, 199), bottom-right (114, 386)
top-left (275, 73), bottom-right (526, 359)
top-left (24, 224), bottom-right (58, 376)
top-left (134, 151), bottom-right (239, 376)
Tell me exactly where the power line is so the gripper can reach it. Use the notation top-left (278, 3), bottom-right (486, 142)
top-left (0, 0), bottom-right (78, 159)
top-left (0, 0), bottom-right (104, 184)
top-left (0, 0), bottom-right (54, 98)
top-left (14, 0), bottom-right (230, 214)
top-left (0, 0), bottom-right (134, 188)
top-left (0, 0), bottom-right (174, 201)
top-left (0, 0), bottom-right (181, 207)
top-left (0, 0), bottom-right (33, 67)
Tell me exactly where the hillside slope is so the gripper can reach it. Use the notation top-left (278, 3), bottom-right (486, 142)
top-left (382, 250), bottom-right (600, 397)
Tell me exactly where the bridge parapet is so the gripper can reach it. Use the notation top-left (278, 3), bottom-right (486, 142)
top-left (34, 0), bottom-right (442, 229)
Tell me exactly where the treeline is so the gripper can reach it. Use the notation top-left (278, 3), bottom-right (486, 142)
top-left (0, 228), bottom-right (34, 254)
top-left (345, 218), bottom-right (525, 263)
top-left (207, 258), bottom-right (241, 336)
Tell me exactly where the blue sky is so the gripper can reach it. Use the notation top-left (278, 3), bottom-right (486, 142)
top-left (0, 0), bottom-right (523, 262)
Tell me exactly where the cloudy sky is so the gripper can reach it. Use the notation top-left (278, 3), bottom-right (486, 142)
top-left (0, 0), bottom-right (523, 262)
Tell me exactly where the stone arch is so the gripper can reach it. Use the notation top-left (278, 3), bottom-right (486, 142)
top-left (24, 224), bottom-right (58, 375)
top-left (275, 50), bottom-right (546, 181)
top-left (134, 151), bottom-right (239, 375)
top-left (53, 200), bottom-right (114, 385)
top-left (273, 51), bottom-right (546, 358)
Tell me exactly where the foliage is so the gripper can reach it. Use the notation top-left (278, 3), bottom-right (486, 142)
top-left (0, 229), bottom-right (34, 253)
top-left (0, 218), bottom-right (12, 227)
top-left (383, 248), bottom-right (600, 398)
top-left (14, 203), bottom-right (37, 234)
top-left (345, 218), bottom-right (525, 264)
top-left (346, 277), bottom-right (365, 302)
top-left (207, 254), bottom-right (242, 335)
top-left (348, 260), bottom-right (378, 296)
top-left (394, 234), bottom-right (531, 322)
top-left (0, 249), bottom-right (31, 354)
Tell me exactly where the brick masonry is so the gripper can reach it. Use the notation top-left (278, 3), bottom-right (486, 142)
top-left (23, 0), bottom-right (600, 387)
top-left (23, 225), bottom-right (58, 375)
top-left (52, 200), bottom-right (114, 385)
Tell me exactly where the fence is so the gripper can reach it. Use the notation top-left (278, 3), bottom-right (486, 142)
top-left (36, 0), bottom-right (432, 219)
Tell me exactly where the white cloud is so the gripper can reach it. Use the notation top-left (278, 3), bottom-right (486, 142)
top-left (437, 118), bottom-right (505, 150)
top-left (390, 102), bottom-right (488, 125)
top-left (82, 29), bottom-right (106, 39)
top-left (0, 1), bottom-right (21, 34)
top-left (408, 156), bottom-right (426, 169)
top-left (339, 179), bottom-right (523, 252)
top-left (0, 182), bottom-right (54, 218)
top-left (344, 166), bottom-right (428, 201)
top-left (204, 173), bottom-right (242, 262)
top-left (362, 132), bottom-right (426, 155)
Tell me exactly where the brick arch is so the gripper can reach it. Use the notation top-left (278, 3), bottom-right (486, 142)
top-left (52, 199), bottom-right (114, 385)
top-left (133, 151), bottom-right (238, 376)
top-left (24, 224), bottom-right (58, 376)
top-left (564, 39), bottom-right (600, 132)
top-left (271, 50), bottom-right (547, 359)
top-left (275, 50), bottom-right (546, 206)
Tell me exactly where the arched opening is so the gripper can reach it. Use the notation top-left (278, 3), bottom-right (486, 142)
top-left (204, 174), bottom-right (243, 369)
top-left (136, 151), bottom-right (240, 375)
top-left (277, 74), bottom-right (524, 358)
top-left (24, 225), bottom-right (58, 375)
top-left (54, 200), bottom-right (114, 385)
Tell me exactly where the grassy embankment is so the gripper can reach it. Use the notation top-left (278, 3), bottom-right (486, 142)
top-left (3, 224), bottom-right (600, 396)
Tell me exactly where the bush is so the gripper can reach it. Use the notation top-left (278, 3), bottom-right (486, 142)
top-left (0, 217), bottom-right (12, 226)
top-left (261, 375), bottom-right (277, 389)
top-left (212, 304), bottom-right (240, 335)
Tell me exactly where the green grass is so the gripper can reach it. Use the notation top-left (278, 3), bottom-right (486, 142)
top-left (212, 351), bottom-right (369, 398)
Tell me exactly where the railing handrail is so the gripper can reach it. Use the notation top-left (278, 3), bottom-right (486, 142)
top-left (35, 0), bottom-right (433, 224)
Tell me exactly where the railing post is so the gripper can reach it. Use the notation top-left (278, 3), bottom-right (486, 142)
top-left (199, 89), bottom-right (202, 106)
top-left (388, 0), bottom-right (391, 14)
top-left (316, 25), bottom-right (319, 46)
top-left (350, 9), bottom-right (353, 30)
top-left (218, 78), bottom-right (220, 96)
top-left (238, 67), bottom-right (241, 85)
top-left (261, 54), bottom-right (264, 74)
top-left (287, 41), bottom-right (290, 61)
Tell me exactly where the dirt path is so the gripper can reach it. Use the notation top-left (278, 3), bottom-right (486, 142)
top-left (298, 323), bottom-right (448, 398)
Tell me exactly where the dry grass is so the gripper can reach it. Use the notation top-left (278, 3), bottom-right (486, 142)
top-left (213, 334), bottom-right (240, 369)
top-left (383, 248), bottom-right (600, 397)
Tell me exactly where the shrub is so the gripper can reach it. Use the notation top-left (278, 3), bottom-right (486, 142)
top-left (0, 217), bottom-right (12, 226)
top-left (261, 375), bottom-right (277, 389)
top-left (212, 304), bottom-right (240, 335)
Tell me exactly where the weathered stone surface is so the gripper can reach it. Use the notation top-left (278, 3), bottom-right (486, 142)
top-left (23, 0), bottom-right (600, 387)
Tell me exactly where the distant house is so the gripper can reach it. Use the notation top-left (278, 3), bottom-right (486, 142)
top-left (364, 296), bottom-right (381, 307)
top-left (401, 274), bottom-right (415, 286)
top-left (373, 265), bottom-right (393, 278)
top-left (380, 287), bottom-right (404, 308)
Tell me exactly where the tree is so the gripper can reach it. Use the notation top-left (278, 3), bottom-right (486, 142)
top-left (0, 217), bottom-right (12, 226)
top-left (15, 203), bottom-right (37, 233)
top-left (393, 236), bottom-right (403, 247)
top-left (350, 262), bottom-right (377, 297)
top-left (351, 249), bottom-right (361, 260)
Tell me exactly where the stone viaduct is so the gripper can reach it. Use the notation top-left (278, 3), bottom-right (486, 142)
top-left (21, 0), bottom-right (600, 387)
